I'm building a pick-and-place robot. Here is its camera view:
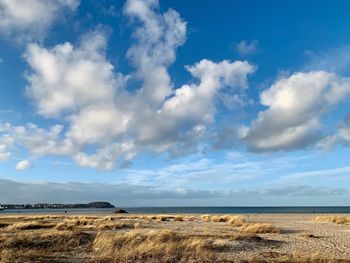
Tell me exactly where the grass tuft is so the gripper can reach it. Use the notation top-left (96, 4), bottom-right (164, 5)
top-left (240, 223), bottom-right (280, 234)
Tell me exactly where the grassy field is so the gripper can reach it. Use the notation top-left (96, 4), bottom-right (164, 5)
top-left (0, 214), bottom-right (349, 262)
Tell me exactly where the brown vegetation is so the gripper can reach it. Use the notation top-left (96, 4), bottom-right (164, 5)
top-left (54, 216), bottom-right (134, 231)
top-left (0, 229), bottom-right (92, 263)
top-left (314, 216), bottom-right (350, 225)
top-left (200, 214), bottom-right (245, 225)
top-left (0, 214), bottom-right (348, 262)
top-left (6, 221), bottom-right (56, 230)
top-left (92, 229), bottom-right (221, 263)
top-left (240, 223), bottom-right (280, 234)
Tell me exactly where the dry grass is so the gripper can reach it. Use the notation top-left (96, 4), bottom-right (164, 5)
top-left (145, 215), bottom-right (173, 221)
top-left (174, 215), bottom-right (185, 221)
top-left (92, 229), bottom-right (221, 263)
top-left (0, 230), bottom-right (92, 263)
top-left (143, 214), bottom-right (195, 222)
top-left (201, 214), bottom-right (212, 222)
top-left (231, 233), bottom-right (263, 241)
top-left (314, 216), bottom-right (350, 225)
top-left (240, 223), bottom-right (280, 234)
top-left (227, 215), bottom-right (246, 226)
top-left (210, 215), bottom-right (225, 222)
top-left (0, 215), bottom-right (63, 221)
top-left (133, 222), bottom-right (141, 229)
top-left (54, 216), bottom-right (134, 231)
top-left (6, 221), bottom-right (56, 231)
top-left (1, 214), bottom-right (349, 262)
top-left (0, 223), bottom-right (10, 229)
top-left (200, 214), bottom-right (245, 225)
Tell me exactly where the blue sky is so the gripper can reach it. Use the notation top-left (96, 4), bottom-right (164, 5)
top-left (0, 0), bottom-right (350, 206)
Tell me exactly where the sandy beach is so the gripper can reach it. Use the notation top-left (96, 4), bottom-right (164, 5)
top-left (0, 213), bottom-right (350, 262)
top-left (240, 214), bottom-right (350, 260)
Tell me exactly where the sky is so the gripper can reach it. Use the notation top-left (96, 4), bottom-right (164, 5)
top-left (0, 0), bottom-right (350, 206)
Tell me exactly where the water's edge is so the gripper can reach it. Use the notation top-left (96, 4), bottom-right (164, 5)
top-left (1, 206), bottom-right (350, 215)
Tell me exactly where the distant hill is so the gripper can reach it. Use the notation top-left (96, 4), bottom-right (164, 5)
top-left (86, 202), bottom-right (115, 208)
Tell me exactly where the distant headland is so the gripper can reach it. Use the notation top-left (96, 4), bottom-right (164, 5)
top-left (0, 201), bottom-right (115, 210)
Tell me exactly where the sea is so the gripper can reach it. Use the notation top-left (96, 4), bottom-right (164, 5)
top-left (1, 206), bottom-right (350, 215)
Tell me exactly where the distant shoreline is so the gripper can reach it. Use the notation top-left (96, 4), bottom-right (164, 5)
top-left (1, 206), bottom-right (350, 214)
top-left (0, 201), bottom-right (115, 210)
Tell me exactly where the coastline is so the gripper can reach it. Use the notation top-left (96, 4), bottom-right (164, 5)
top-left (1, 206), bottom-right (350, 215)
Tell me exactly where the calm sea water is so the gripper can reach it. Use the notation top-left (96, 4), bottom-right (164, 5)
top-left (1, 207), bottom-right (350, 215)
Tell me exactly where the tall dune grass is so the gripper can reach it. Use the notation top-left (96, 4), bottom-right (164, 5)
top-left (240, 223), bottom-right (280, 234)
top-left (92, 229), bottom-right (220, 263)
top-left (0, 230), bottom-right (91, 262)
top-left (6, 221), bottom-right (56, 231)
top-left (54, 216), bottom-right (134, 231)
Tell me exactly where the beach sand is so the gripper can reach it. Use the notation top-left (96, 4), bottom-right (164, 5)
top-left (0, 213), bottom-right (349, 262)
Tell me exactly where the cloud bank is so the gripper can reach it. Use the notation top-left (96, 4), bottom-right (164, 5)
top-left (0, 0), bottom-right (349, 171)
top-left (0, 0), bottom-right (255, 169)
top-left (0, 178), bottom-right (347, 206)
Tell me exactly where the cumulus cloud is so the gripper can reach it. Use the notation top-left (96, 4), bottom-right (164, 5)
top-left (4, 0), bottom-right (255, 170)
top-left (24, 30), bottom-right (121, 118)
top-left (236, 40), bottom-right (258, 56)
top-left (0, 0), bottom-right (80, 41)
top-left (15, 160), bottom-right (31, 170)
top-left (317, 113), bottom-right (350, 150)
top-left (124, 0), bottom-right (187, 106)
top-left (339, 114), bottom-right (350, 144)
top-left (244, 71), bottom-right (350, 152)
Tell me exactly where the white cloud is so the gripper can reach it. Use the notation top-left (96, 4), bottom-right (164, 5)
top-left (0, 128), bottom-right (13, 161)
top-left (10, 0), bottom-right (255, 170)
top-left (15, 160), bottom-right (31, 170)
top-left (317, 113), bottom-right (350, 150)
top-left (337, 114), bottom-right (350, 145)
top-left (0, 0), bottom-right (79, 41)
top-left (124, 0), bottom-right (187, 106)
top-left (244, 71), bottom-right (350, 152)
top-left (0, 144), bottom-right (10, 161)
top-left (236, 40), bottom-right (258, 56)
top-left (24, 30), bottom-right (122, 118)
top-left (137, 59), bottom-right (255, 148)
